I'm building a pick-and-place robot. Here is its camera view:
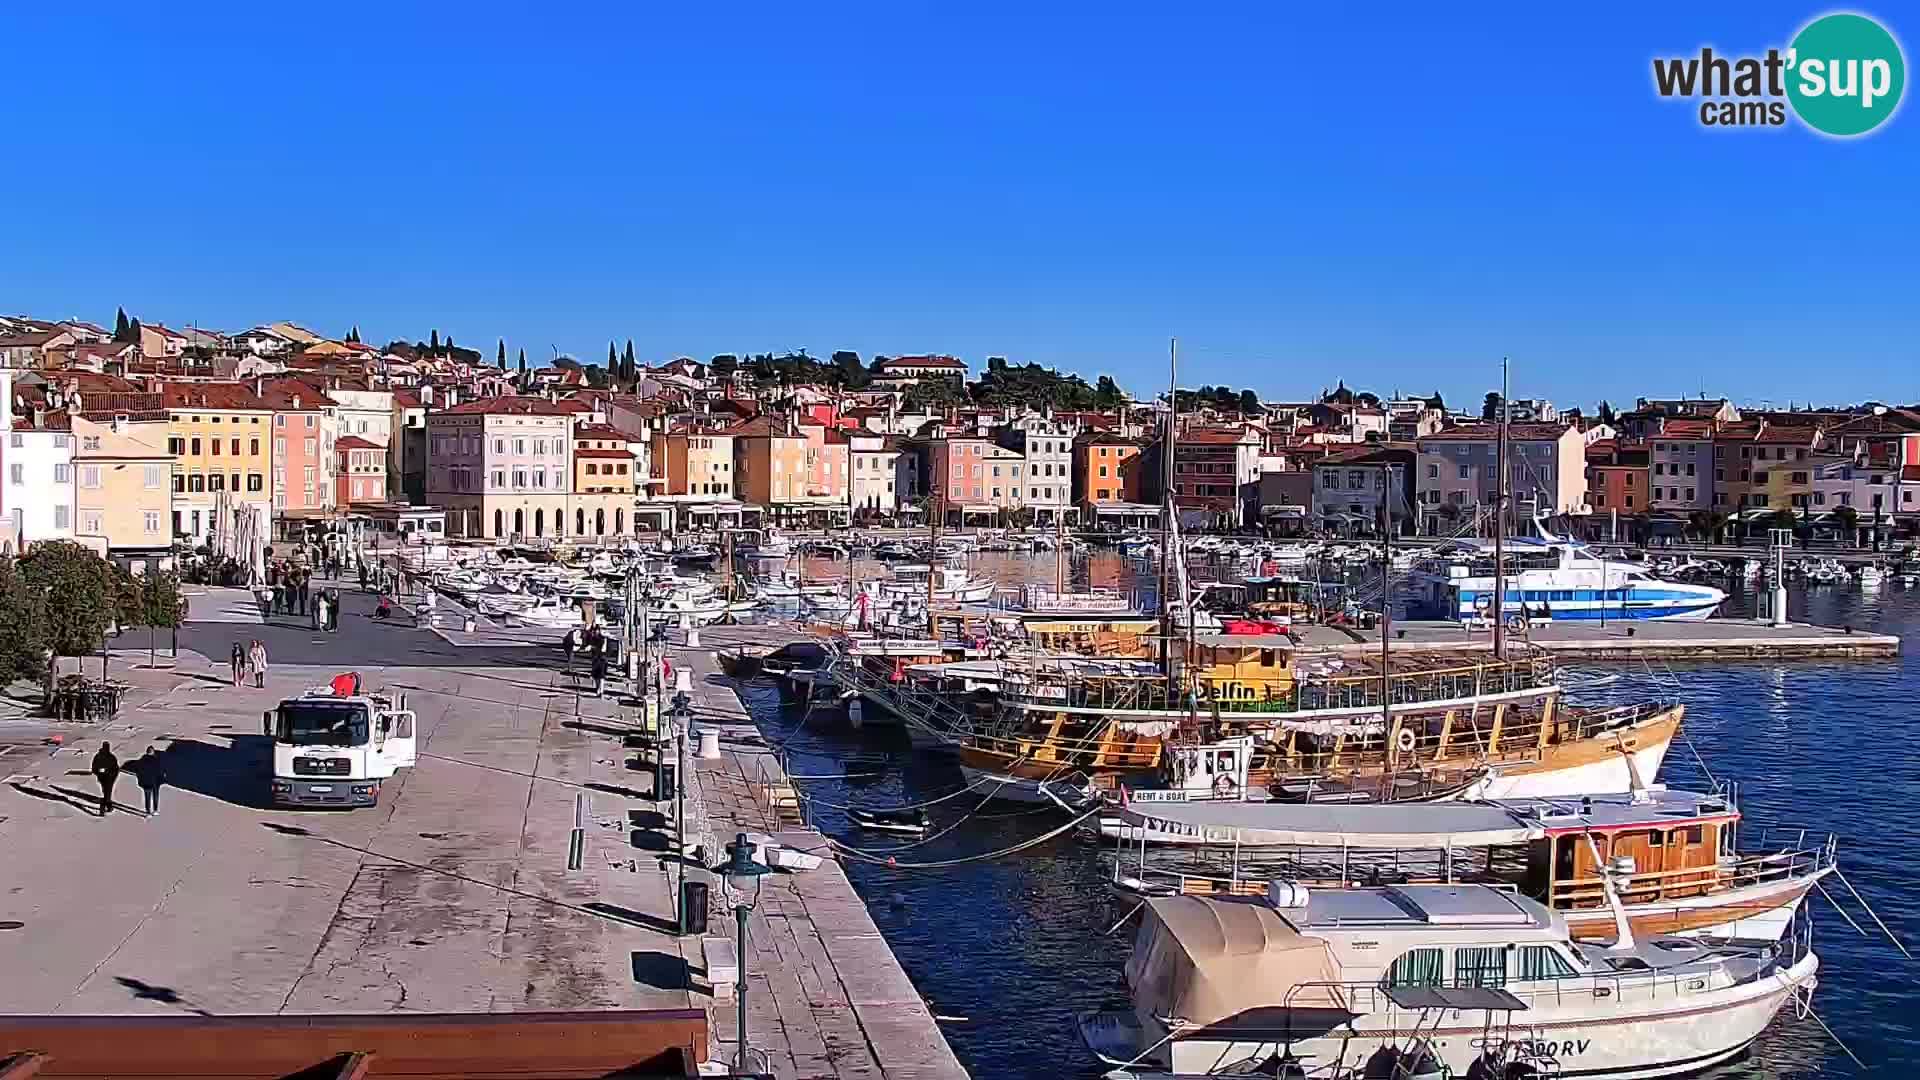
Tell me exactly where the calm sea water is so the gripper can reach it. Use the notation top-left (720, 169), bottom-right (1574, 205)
top-left (746, 553), bottom-right (1915, 1078)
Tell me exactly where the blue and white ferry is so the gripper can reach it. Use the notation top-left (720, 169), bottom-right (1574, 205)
top-left (1411, 530), bottom-right (1726, 623)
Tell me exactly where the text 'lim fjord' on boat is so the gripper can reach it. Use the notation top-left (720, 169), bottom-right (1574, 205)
top-left (1102, 786), bottom-right (1838, 943)
top-left (952, 632), bottom-right (1681, 808)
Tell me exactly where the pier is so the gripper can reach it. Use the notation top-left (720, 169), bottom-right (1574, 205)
top-left (1285, 617), bottom-right (1901, 661)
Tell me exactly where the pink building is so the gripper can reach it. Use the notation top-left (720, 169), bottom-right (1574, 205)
top-left (258, 378), bottom-right (339, 515)
top-left (335, 435), bottom-right (387, 505)
top-left (799, 423), bottom-right (849, 503)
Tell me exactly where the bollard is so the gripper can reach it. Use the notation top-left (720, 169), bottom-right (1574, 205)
top-left (849, 699), bottom-right (864, 729)
top-left (698, 728), bottom-right (721, 759)
top-left (687, 625), bottom-right (701, 648)
top-left (464, 615), bottom-right (476, 633)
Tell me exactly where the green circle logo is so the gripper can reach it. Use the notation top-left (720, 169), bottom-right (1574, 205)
top-left (1787, 13), bottom-right (1906, 136)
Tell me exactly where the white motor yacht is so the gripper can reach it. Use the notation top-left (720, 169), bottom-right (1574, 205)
top-left (1081, 882), bottom-right (1818, 1079)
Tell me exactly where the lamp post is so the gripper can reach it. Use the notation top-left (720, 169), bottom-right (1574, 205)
top-left (713, 832), bottom-right (769, 1074)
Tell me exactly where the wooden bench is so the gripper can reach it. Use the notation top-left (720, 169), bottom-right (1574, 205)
top-left (703, 936), bottom-right (739, 995)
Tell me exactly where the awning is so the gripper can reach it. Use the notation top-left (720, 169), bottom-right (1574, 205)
top-left (1125, 897), bottom-right (1348, 1028)
top-left (1119, 801), bottom-right (1541, 850)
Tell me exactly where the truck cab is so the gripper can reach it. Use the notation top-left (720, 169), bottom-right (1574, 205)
top-left (264, 683), bottom-right (417, 808)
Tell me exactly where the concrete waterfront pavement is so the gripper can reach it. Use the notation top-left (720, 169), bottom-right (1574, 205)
top-left (1, 583), bottom-right (967, 1079)
top-left (1, 584), bottom-right (696, 1021)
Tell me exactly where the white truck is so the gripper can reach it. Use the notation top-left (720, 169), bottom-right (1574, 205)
top-left (263, 682), bottom-right (417, 808)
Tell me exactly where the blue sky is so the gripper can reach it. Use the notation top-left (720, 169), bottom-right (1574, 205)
top-left (3, 2), bottom-right (1914, 409)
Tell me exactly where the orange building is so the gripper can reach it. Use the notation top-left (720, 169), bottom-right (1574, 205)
top-left (257, 378), bottom-right (339, 515)
top-left (1075, 432), bottom-right (1145, 508)
top-left (1585, 439), bottom-right (1650, 516)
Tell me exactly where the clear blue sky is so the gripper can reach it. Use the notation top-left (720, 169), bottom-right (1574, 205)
top-left (3, 2), bottom-right (1914, 410)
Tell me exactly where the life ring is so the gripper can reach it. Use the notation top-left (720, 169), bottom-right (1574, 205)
top-left (1396, 728), bottom-right (1417, 754)
top-left (1213, 773), bottom-right (1237, 794)
top-left (890, 659), bottom-right (906, 683)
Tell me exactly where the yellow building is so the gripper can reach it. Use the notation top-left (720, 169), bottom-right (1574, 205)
top-left (163, 382), bottom-right (273, 541)
top-left (73, 404), bottom-right (174, 569)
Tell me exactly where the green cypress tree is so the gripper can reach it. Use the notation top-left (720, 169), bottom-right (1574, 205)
top-left (518, 348), bottom-right (527, 378)
top-left (497, 339), bottom-right (507, 366)
top-left (113, 307), bottom-right (130, 340)
top-left (430, 329), bottom-right (440, 353)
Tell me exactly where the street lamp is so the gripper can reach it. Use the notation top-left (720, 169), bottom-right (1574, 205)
top-left (713, 832), bottom-right (770, 1075)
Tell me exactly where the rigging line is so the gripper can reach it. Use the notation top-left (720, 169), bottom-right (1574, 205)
top-left (826, 804), bottom-right (1102, 868)
top-left (790, 769), bottom-right (997, 813)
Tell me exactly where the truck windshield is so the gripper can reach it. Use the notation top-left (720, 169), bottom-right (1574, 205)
top-left (278, 701), bottom-right (370, 747)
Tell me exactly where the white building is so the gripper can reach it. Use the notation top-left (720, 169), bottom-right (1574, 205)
top-left (0, 370), bottom-right (76, 549)
top-left (848, 431), bottom-right (901, 517)
top-left (995, 417), bottom-right (1076, 524)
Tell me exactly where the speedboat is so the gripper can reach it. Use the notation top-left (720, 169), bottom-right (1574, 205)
top-left (506, 595), bottom-right (587, 630)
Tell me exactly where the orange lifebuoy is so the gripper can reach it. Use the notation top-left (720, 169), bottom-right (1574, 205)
top-left (890, 659), bottom-right (906, 683)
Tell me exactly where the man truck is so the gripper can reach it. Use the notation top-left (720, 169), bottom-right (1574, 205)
top-left (264, 678), bottom-right (417, 807)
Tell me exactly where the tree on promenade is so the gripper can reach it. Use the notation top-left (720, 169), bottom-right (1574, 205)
top-left (19, 541), bottom-right (126, 678)
top-left (125, 569), bottom-right (187, 666)
top-left (0, 559), bottom-right (50, 683)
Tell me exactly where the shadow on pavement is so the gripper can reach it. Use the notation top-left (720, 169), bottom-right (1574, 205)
top-left (8, 780), bottom-right (107, 816)
top-left (585, 901), bottom-right (680, 935)
top-left (113, 976), bottom-right (212, 1016)
top-left (629, 949), bottom-right (691, 991)
top-left (157, 736), bottom-right (273, 809)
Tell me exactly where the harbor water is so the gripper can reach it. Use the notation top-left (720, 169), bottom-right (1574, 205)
top-left (744, 550), bottom-right (1915, 1078)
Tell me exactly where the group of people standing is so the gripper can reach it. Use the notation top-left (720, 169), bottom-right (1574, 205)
top-left (265, 560), bottom-right (345, 630)
top-left (229, 639), bottom-right (269, 688)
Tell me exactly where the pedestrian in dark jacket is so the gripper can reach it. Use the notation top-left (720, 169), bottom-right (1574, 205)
top-left (358, 562), bottom-right (368, 592)
top-left (591, 640), bottom-right (610, 697)
top-left (91, 743), bottom-right (120, 816)
top-left (562, 627), bottom-right (579, 674)
top-left (230, 641), bottom-right (245, 686)
top-left (133, 747), bottom-right (167, 817)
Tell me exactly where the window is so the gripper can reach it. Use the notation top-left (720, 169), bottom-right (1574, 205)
top-left (54, 505), bottom-right (70, 530)
top-left (304, 415), bottom-right (315, 429)
top-left (168, 437), bottom-right (184, 454)
top-left (1518, 946), bottom-right (1578, 981)
top-left (144, 511), bottom-right (162, 534)
top-left (304, 438), bottom-right (317, 457)
top-left (190, 437), bottom-right (202, 455)
top-left (1454, 946), bottom-right (1508, 988)
top-left (7, 434), bottom-right (19, 448)
top-left (53, 433), bottom-right (68, 449)
top-left (173, 475), bottom-right (185, 494)
top-left (276, 415), bottom-right (287, 427)
top-left (1426, 463), bottom-right (1438, 478)
top-left (212, 438), bottom-right (222, 456)
top-left (1458, 465), bottom-right (1470, 480)
top-left (80, 466), bottom-right (101, 489)
top-left (1383, 948), bottom-right (1444, 988)
top-left (209, 473), bottom-right (225, 492)
top-left (248, 473), bottom-right (264, 493)
top-left (82, 435), bottom-right (101, 451)
top-left (54, 464), bottom-right (72, 483)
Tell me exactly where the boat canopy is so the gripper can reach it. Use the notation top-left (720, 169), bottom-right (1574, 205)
top-left (1119, 801), bottom-right (1541, 849)
top-left (1125, 897), bottom-right (1347, 1029)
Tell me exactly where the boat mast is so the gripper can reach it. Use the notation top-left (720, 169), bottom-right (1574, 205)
top-left (1159, 337), bottom-right (1177, 677)
top-left (1492, 356), bottom-right (1509, 659)
top-left (1380, 463), bottom-right (1393, 735)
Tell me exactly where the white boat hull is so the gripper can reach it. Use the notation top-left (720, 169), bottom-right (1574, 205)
top-left (1137, 952), bottom-right (1817, 1079)
top-left (959, 764), bottom-right (1095, 809)
top-left (1463, 737), bottom-right (1673, 801)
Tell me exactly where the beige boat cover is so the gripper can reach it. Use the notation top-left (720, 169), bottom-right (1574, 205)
top-left (1125, 897), bottom-right (1347, 1028)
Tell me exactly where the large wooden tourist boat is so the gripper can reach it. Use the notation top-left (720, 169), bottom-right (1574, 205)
top-left (948, 634), bottom-right (1679, 807)
top-left (1101, 787), bottom-right (1836, 943)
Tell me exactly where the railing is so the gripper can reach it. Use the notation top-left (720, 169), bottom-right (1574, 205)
top-left (1548, 841), bottom-right (1836, 907)
top-left (1003, 656), bottom-right (1556, 716)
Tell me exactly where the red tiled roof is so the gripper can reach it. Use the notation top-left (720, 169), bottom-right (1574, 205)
top-left (335, 435), bottom-right (381, 450)
top-left (256, 378), bottom-right (340, 411)
top-left (572, 423), bottom-right (626, 440)
top-left (1421, 422), bottom-right (1572, 442)
top-left (162, 382), bottom-right (270, 411)
top-left (1657, 419), bottom-right (1716, 438)
top-left (574, 447), bottom-right (633, 459)
top-left (392, 389), bottom-right (423, 408)
top-left (439, 395), bottom-right (580, 416)
top-left (876, 355), bottom-right (966, 370)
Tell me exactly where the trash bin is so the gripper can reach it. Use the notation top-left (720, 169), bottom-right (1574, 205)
top-left (679, 880), bottom-right (709, 936)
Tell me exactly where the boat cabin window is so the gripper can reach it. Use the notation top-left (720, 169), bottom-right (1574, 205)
top-left (1260, 649), bottom-right (1277, 667)
top-left (1383, 947), bottom-right (1444, 988)
top-left (1452, 946), bottom-right (1508, 989)
top-left (1517, 945), bottom-right (1579, 981)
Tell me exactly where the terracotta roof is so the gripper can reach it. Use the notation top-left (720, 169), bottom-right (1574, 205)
top-left (1420, 422), bottom-right (1573, 442)
top-left (722, 416), bottom-right (800, 438)
top-left (439, 395), bottom-right (581, 416)
top-left (1182, 427), bottom-right (1258, 445)
top-left (256, 378), bottom-right (340, 411)
top-left (876, 355), bottom-right (966, 370)
top-left (572, 423), bottom-right (627, 440)
top-left (58, 372), bottom-right (142, 393)
top-left (392, 389), bottom-right (423, 408)
top-left (14, 409), bottom-right (72, 433)
top-left (1828, 409), bottom-right (1920, 436)
top-left (75, 392), bottom-right (166, 419)
top-left (162, 382), bottom-right (270, 411)
top-left (574, 447), bottom-right (633, 459)
top-left (1656, 419), bottom-right (1716, 438)
top-left (334, 435), bottom-right (382, 450)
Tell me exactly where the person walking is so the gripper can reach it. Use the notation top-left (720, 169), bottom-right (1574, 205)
top-left (297, 571), bottom-right (311, 617)
top-left (562, 627), bottom-right (579, 675)
top-left (134, 747), bottom-right (167, 817)
top-left (248, 639), bottom-right (269, 688)
top-left (230, 641), bottom-right (245, 687)
top-left (312, 590), bottom-right (326, 631)
top-left (590, 637), bottom-right (610, 698)
top-left (327, 588), bottom-right (342, 632)
top-left (91, 742), bottom-right (120, 817)
top-left (357, 561), bottom-right (368, 592)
